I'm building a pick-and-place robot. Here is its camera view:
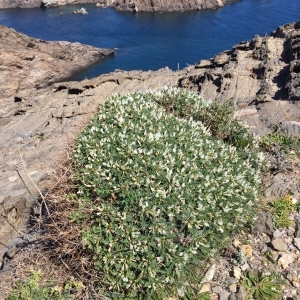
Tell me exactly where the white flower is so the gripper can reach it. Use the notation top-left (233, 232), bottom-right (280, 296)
top-left (177, 288), bottom-right (185, 297)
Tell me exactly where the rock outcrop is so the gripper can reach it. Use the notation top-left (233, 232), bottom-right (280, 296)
top-left (1, 21), bottom-right (300, 277)
top-left (0, 25), bottom-right (113, 98)
top-left (73, 6), bottom-right (88, 13)
top-left (96, 0), bottom-right (116, 8)
top-left (181, 22), bottom-right (300, 105)
top-left (0, 0), bottom-right (100, 8)
top-left (113, 0), bottom-right (239, 12)
top-left (41, 0), bottom-right (99, 8)
top-left (178, 21), bottom-right (300, 135)
top-left (0, 0), bottom-right (41, 8)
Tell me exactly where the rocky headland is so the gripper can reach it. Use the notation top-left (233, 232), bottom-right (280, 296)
top-left (0, 0), bottom-right (239, 11)
top-left (112, 0), bottom-right (239, 12)
top-left (0, 21), bottom-right (300, 299)
top-left (179, 21), bottom-right (300, 135)
top-left (0, 25), bottom-right (113, 98)
top-left (0, 0), bottom-right (99, 9)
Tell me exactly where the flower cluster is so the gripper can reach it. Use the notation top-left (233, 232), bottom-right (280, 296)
top-left (72, 88), bottom-right (266, 298)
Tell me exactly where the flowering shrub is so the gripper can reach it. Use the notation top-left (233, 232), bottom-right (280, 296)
top-left (72, 88), bottom-right (265, 298)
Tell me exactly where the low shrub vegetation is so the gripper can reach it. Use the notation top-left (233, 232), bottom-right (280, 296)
top-left (241, 270), bottom-right (285, 300)
top-left (260, 132), bottom-right (300, 158)
top-left (268, 194), bottom-right (298, 229)
top-left (7, 270), bottom-right (83, 300)
top-left (71, 88), bottom-right (266, 298)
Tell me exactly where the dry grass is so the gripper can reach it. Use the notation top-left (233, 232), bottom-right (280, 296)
top-left (0, 115), bottom-right (109, 300)
top-left (37, 125), bottom-right (110, 298)
top-left (0, 244), bottom-right (73, 300)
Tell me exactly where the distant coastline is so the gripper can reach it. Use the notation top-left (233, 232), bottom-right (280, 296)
top-left (0, 0), bottom-right (240, 11)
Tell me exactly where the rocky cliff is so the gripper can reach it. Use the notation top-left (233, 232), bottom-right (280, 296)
top-left (112, 0), bottom-right (239, 12)
top-left (0, 0), bottom-right (41, 8)
top-left (0, 0), bottom-right (99, 8)
top-left (177, 21), bottom-right (300, 134)
top-left (0, 21), bottom-right (300, 283)
top-left (0, 25), bottom-right (113, 98)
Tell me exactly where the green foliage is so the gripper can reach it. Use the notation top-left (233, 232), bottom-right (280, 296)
top-left (196, 292), bottom-right (211, 300)
top-left (7, 270), bottom-right (82, 300)
top-left (294, 200), bottom-right (300, 212)
top-left (268, 195), bottom-right (295, 229)
top-left (147, 89), bottom-right (260, 153)
top-left (72, 88), bottom-right (266, 298)
top-left (263, 250), bottom-right (277, 265)
top-left (231, 249), bottom-right (247, 266)
top-left (241, 271), bottom-right (284, 300)
top-left (260, 132), bottom-right (300, 158)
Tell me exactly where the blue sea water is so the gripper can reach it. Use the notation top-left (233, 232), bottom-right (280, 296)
top-left (0, 0), bottom-right (299, 80)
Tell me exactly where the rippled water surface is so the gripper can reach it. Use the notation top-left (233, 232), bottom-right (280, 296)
top-left (0, 0), bottom-right (299, 79)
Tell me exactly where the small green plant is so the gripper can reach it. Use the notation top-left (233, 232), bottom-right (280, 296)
top-left (241, 270), bottom-right (284, 300)
top-left (260, 132), bottom-right (300, 158)
top-left (294, 199), bottom-right (300, 212)
top-left (263, 250), bottom-right (277, 265)
top-left (197, 293), bottom-right (211, 300)
top-left (231, 249), bottom-right (247, 266)
top-left (7, 270), bottom-right (83, 300)
top-left (72, 88), bottom-right (266, 298)
top-left (268, 195), bottom-right (295, 229)
top-left (34, 133), bottom-right (44, 142)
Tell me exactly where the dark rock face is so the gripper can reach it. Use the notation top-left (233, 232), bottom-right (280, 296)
top-left (113, 0), bottom-right (239, 12)
top-left (272, 23), bottom-right (300, 101)
top-left (0, 25), bottom-right (113, 98)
